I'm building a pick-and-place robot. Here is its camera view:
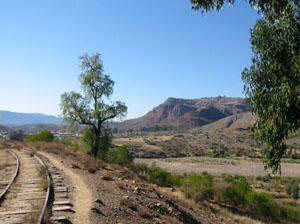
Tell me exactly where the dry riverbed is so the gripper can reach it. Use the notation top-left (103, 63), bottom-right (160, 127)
top-left (135, 157), bottom-right (300, 177)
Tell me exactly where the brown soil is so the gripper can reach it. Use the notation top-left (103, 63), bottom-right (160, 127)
top-left (7, 141), bottom-right (269, 224)
top-left (39, 152), bottom-right (92, 224)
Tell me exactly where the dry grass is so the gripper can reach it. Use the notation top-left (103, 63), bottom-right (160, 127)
top-left (12, 141), bottom-right (110, 175)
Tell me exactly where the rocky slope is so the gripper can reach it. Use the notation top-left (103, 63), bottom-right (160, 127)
top-left (118, 97), bottom-right (249, 130)
top-left (190, 111), bottom-right (257, 132)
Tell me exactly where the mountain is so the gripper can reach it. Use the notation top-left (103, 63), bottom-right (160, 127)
top-left (16, 123), bottom-right (62, 134)
top-left (118, 97), bottom-right (250, 130)
top-left (0, 124), bottom-right (12, 132)
top-left (0, 110), bottom-right (62, 127)
top-left (190, 111), bottom-right (257, 132)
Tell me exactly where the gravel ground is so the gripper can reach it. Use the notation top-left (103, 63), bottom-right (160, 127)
top-left (135, 157), bottom-right (300, 177)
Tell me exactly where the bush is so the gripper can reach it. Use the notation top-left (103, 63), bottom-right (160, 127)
top-left (130, 163), bottom-right (149, 174)
top-left (220, 180), bottom-right (251, 206)
top-left (291, 182), bottom-right (299, 200)
top-left (280, 204), bottom-right (300, 222)
top-left (108, 145), bottom-right (133, 166)
top-left (9, 130), bottom-right (24, 141)
top-left (223, 174), bottom-right (234, 183)
top-left (26, 130), bottom-right (54, 142)
top-left (182, 173), bottom-right (213, 202)
top-left (130, 162), bottom-right (181, 187)
top-left (246, 191), bottom-right (279, 217)
top-left (150, 164), bottom-right (181, 187)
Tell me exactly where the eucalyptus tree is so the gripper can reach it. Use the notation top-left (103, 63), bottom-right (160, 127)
top-left (191, 0), bottom-right (300, 173)
top-left (60, 53), bottom-right (127, 158)
top-left (242, 1), bottom-right (300, 173)
top-left (190, 0), bottom-right (290, 15)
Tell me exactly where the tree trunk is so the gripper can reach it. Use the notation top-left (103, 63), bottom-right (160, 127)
top-left (92, 127), bottom-right (101, 158)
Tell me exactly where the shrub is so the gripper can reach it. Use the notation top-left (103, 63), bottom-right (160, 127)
top-left (130, 162), bottom-right (181, 187)
top-left (27, 130), bottom-right (54, 142)
top-left (223, 174), bottom-right (234, 183)
top-left (286, 182), bottom-right (292, 196)
top-left (246, 191), bottom-right (279, 217)
top-left (148, 163), bottom-right (181, 187)
top-left (182, 173), bottom-right (213, 202)
top-left (280, 204), bottom-right (300, 222)
top-left (108, 145), bottom-right (133, 166)
top-left (291, 182), bottom-right (299, 200)
top-left (9, 130), bottom-right (24, 141)
top-left (220, 180), bottom-right (251, 206)
top-left (130, 163), bottom-right (149, 174)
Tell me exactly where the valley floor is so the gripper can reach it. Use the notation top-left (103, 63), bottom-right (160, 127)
top-left (135, 157), bottom-right (300, 177)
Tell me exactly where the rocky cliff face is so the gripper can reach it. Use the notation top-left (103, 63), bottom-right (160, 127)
top-left (118, 97), bottom-right (250, 130)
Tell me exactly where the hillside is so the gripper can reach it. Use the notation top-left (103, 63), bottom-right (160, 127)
top-left (190, 111), bottom-right (257, 132)
top-left (16, 123), bottom-right (62, 134)
top-left (0, 110), bottom-right (62, 127)
top-left (118, 97), bottom-right (249, 131)
top-left (0, 124), bottom-right (11, 132)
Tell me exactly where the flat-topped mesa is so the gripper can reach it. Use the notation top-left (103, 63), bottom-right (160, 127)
top-left (118, 96), bottom-right (250, 131)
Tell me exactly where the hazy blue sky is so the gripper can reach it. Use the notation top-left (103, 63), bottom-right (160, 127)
top-left (0, 0), bottom-right (260, 119)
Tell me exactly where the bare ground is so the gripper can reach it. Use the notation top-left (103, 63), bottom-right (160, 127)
top-left (135, 157), bottom-right (300, 177)
top-left (40, 152), bottom-right (92, 224)
top-left (7, 141), bottom-right (275, 224)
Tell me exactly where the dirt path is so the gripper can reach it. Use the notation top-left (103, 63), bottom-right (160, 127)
top-left (40, 152), bottom-right (92, 224)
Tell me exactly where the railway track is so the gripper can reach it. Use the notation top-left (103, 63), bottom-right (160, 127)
top-left (0, 150), bottom-right (18, 199)
top-left (0, 149), bottom-right (50, 224)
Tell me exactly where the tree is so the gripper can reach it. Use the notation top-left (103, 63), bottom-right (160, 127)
top-left (191, 0), bottom-right (300, 173)
top-left (9, 130), bottom-right (24, 141)
top-left (242, 2), bottom-right (300, 173)
top-left (27, 129), bottom-right (54, 142)
top-left (190, 0), bottom-right (290, 15)
top-left (60, 53), bottom-right (127, 158)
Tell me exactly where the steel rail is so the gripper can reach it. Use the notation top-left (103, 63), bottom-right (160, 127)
top-left (0, 150), bottom-right (20, 202)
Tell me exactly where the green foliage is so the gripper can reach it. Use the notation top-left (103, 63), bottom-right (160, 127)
top-left (182, 173), bottom-right (213, 202)
top-left (242, 1), bottom-right (300, 173)
top-left (129, 163), bottom-right (300, 222)
top-left (130, 163), bottom-right (149, 174)
top-left (130, 162), bottom-right (181, 187)
top-left (220, 180), bottom-right (251, 206)
top-left (190, 0), bottom-right (289, 15)
top-left (286, 182), bottom-right (292, 196)
top-left (9, 130), bottom-right (24, 141)
top-left (223, 174), bottom-right (235, 183)
top-left (60, 53), bottom-right (127, 158)
top-left (62, 137), bottom-right (72, 146)
top-left (108, 145), bottom-right (133, 166)
top-left (246, 192), bottom-right (279, 217)
top-left (82, 127), bottom-right (112, 158)
top-left (26, 130), bottom-right (54, 142)
top-left (150, 163), bottom-right (181, 187)
top-left (256, 174), bottom-right (273, 182)
top-left (280, 204), bottom-right (300, 222)
top-left (291, 182), bottom-right (299, 200)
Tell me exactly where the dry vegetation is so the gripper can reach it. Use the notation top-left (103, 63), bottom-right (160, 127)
top-left (2, 125), bottom-right (300, 223)
top-left (114, 128), bottom-right (300, 160)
